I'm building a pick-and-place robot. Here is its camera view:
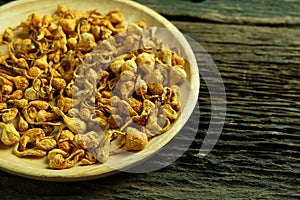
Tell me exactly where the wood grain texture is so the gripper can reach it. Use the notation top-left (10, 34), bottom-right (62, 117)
top-left (135, 0), bottom-right (300, 26)
top-left (0, 0), bottom-right (300, 199)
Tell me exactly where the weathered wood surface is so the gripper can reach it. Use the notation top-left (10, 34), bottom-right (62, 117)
top-left (0, 0), bottom-right (300, 199)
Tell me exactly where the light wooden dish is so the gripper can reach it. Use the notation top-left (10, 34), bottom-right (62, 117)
top-left (0, 0), bottom-right (200, 181)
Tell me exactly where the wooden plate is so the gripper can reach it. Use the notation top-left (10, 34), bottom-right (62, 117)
top-left (0, 0), bottom-right (200, 181)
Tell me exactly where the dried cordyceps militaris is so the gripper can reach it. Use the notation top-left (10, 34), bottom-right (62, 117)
top-left (0, 5), bottom-right (187, 169)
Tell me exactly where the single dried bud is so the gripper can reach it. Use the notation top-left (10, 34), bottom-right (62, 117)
top-left (29, 100), bottom-right (49, 110)
top-left (36, 137), bottom-right (57, 151)
top-left (59, 130), bottom-right (75, 143)
top-left (48, 149), bottom-right (67, 169)
top-left (133, 20), bottom-right (147, 28)
top-left (56, 4), bottom-right (68, 16)
top-left (77, 131), bottom-right (100, 149)
top-left (136, 52), bottom-right (155, 73)
top-left (48, 22), bottom-right (58, 32)
top-left (169, 86), bottom-right (181, 111)
top-left (3, 27), bottom-right (14, 42)
top-left (77, 32), bottom-right (97, 52)
top-left (107, 10), bottom-right (124, 24)
top-left (42, 14), bottom-right (53, 26)
top-left (73, 134), bottom-right (86, 149)
top-left (15, 58), bottom-right (29, 69)
top-left (24, 88), bottom-right (39, 100)
top-left (0, 123), bottom-right (20, 145)
top-left (59, 19), bottom-right (77, 34)
top-left (36, 110), bottom-right (57, 122)
top-left (91, 25), bottom-right (101, 40)
top-left (132, 99), bottom-right (155, 125)
top-left (119, 81), bottom-right (135, 100)
top-left (109, 57), bottom-right (125, 75)
top-left (0, 73), bottom-right (29, 91)
top-left (128, 97), bottom-right (143, 114)
top-left (26, 106), bottom-right (38, 122)
top-left (1, 85), bottom-right (13, 95)
top-left (157, 50), bottom-right (172, 66)
top-left (161, 104), bottom-right (178, 121)
top-left (52, 106), bottom-right (87, 134)
top-left (159, 114), bottom-right (171, 133)
top-left (52, 77), bottom-right (66, 90)
top-left (34, 55), bottom-right (48, 70)
top-left (118, 100), bottom-right (138, 117)
top-left (19, 128), bottom-right (45, 151)
top-left (67, 108), bottom-right (79, 117)
top-left (0, 103), bottom-right (7, 111)
top-left (121, 127), bottom-right (148, 151)
top-left (94, 111), bottom-right (108, 128)
top-left (37, 28), bottom-right (51, 41)
top-left (169, 66), bottom-right (187, 85)
top-left (22, 128), bottom-right (45, 141)
top-left (1, 108), bottom-right (18, 123)
top-left (14, 76), bottom-right (29, 91)
top-left (147, 83), bottom-right (164, 95)
top-left (0, 76), bottom-right (14, 88)
top-left (121, 58), bottom-right (137, 72)
top-left (80, 20), bottom-right (91, 33)
top-left (100, 26), bottom-right (112, 40)
top-left (13, 143), bottom-right (46, 158)
top-left (67, 37), bottom-right (77, 49)
top-left (58, 141), bottom-right (71, 152)
top-left (172, 53), bottom-right (185, 67)
top-left (81, 152), bottom-right (97, 165)
top-left (21, 38), bottom-right (36, 53)
top-left (31, 13), bottom-right (42, 28)
top-left (120, 69), bottom-right (136, 82)
top-left (57, 95), bottom-right (73, 113)
top-left (7, 90), bottom-right (23, 100)
top-left (8, 99), bottom-right (28, 108)
top-left (18, 113), bottom-right (29, 132)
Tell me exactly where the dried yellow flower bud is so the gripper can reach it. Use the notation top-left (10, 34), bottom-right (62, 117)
top-left (121, 127), bottom-right (148, 151)
top-left (3, 27), bottom-right (14, 42)
top-left (59, 19), bottom-right (77, 34)
top-left (67, 37), bottom-right (77, 49)
top-left (36, 137), bottom-right (57, 151)
top-left (136, 52), bottom-right (155, 73)
top-left (31, 13), bottom-right (42, 28)
top-left (0, 123), bottom-right (20, 145)
top-left (34, 55), bottom-right (48, 70)
top-left (1, 108), bottom-right (18, 123)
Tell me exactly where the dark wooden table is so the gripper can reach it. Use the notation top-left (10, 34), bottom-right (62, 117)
top-left (1, 0), bottom-right (299, 199)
